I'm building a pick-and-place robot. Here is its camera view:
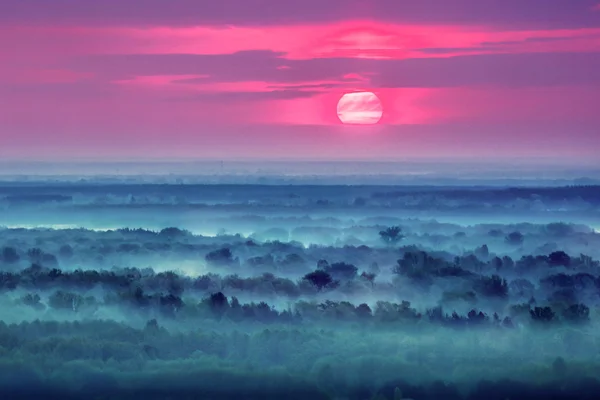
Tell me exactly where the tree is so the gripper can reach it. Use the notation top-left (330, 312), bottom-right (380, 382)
top-left (548, 251), bottom-right (571, 267)
top-left (505, 231), bottom-right (524, 246)
top-left (205, 248), bottom-right (236, 266)
top-left (58, 244), bottom-right (74, 258)
top-left (490, 256), bottom-right (503, 271)
top-left (476, 275), bottom-right (508, 298)
top-left (502, 316), bottom-right (514, 328)
top-left (379, 226), bottom-right (405, 245)
top-left (159, 227), bottom-right (190, 238)
top-left (368, 262), bottom-right (380, 275)
top-left (155, 271), bottom-right (184, 296)
top-left (474, 244), bottom-right (489, 260)
top-left (562, 303), bottom-right (590, 323)
top-left (467, 309), bottom-right (488, 325)
top-left (530, 306), bottom-right (555, 323)
top-left (545, 222), bottom-right (574, 238)
top-left (27, 248), bottom-right (44, 263)
top-left (159, 294), bottom-right (184, 317)
top-left (280, 253), bottom-right (305, 269)
top-left (488, 229), bottom-right (504, 237)
top-left (207, 292), bottom-right (229, 318)
top-left (360, 271), bottom-right (376, 286)
top-left (48, 290), bottom-right (96, 312)
top-left (355, 303), bottom-right (372, 318)
top-left (209, 292), bottom-right (229, 310)
top-left (303, 270), bottom-right (333, 291)
top-left (502, 256), bottom-right (515, 269)
top-left (20, 293), bottom-right (45, 311)
top-left (1, 247), bottom-right (20, 264)
top-left (323, 262), bottom-right (358, 281)
top-left (508, 278), bottom-right (535, 298)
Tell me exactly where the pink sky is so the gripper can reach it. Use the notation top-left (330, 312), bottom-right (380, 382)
top-left (1, 0), bottom-right (599, 162)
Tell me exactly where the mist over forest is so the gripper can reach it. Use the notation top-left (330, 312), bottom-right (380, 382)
top-left (1, 178), bottom-right (600, 399)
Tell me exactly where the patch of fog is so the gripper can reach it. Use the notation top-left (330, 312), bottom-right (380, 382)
top-left (162, 261), bottom-right (210, 277)
top-left (3, 223), bottom-right (81, 230)
top-left (2, 224), bottom-right (129, 232)
top-left (1, 223), bottom-right (232, 239)
top-left (186, 229), bottom-right (218, 237)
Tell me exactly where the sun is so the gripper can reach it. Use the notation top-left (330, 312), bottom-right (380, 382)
top-left (337, 91), bottom-right (383, 125)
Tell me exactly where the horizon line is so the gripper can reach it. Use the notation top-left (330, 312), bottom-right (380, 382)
top-left (0, 156), bottom-right (598, 166)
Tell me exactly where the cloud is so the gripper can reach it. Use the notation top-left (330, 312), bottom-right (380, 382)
top-left (0, 68), bottom-right (94, 85)
top-left (2, 1), bottom-right (599, 162)
top-left (68, 51), bottom-right (289, 82)
top-left (105, 72), bottom-right (367, 102)
top-left (481, 35), bottom-right (596, 46)
top-left (169, 89), bottom-right (323, 102)
top-left (2, 0), bottom-right (600, 29)
top-left (4, 21), bottom-right (600, 71)
top-left (63, 50), bottom-right (600, 89)
top-left (370, 52), bottom-right (600, 88)
top-left (267, 83), bottom-right (349, 90)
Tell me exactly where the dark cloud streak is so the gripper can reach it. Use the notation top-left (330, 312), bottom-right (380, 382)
top-left (168, 89), bottom-right (322, 102)
top-left (66, 50), bottom-right (600, 88)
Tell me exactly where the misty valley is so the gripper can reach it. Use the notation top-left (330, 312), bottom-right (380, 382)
top-left (1, 182), bottom-right (600, 399)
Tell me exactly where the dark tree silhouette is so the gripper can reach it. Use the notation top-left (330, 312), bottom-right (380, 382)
top-left (205, 248), bottom-right (235, 266)
top-left (505, 231), bottom-right (524, 246)
top-left (355, 303), bottom-right (372, 318)
top-left (209, 292), bottom-right (229, 310)
top-left (474, 244), bottom-right (489, 260)
top-left (48, 268), bottom-right (63, 279)
top-left (467, 309), bottom-right (488, 324)
top-left (476, 275), bottom-right (508, 298)
top-left (303, 270), bottom-right (333, 291)
top-left (508, 278), bottom-right (535, 298)
top-left (562, 303), bottom-right (590, 323)
top-left (20, 293), bottom-right (45, 310)
top-left (548, 251), bottom-right (571, 267)
top-left (379, 226), bottom-right (405, 245)
top-left (159, 227), bottom-right (190, 238)
top-left (159, 293), bottom-right (184, 316)
top-left (530, 306), bottom-right (555, 322)
top-left (323, 262), bottom-right (358, 281)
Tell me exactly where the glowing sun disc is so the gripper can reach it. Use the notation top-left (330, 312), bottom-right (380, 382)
top-left (337, 91), bottom-right (383, 125)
